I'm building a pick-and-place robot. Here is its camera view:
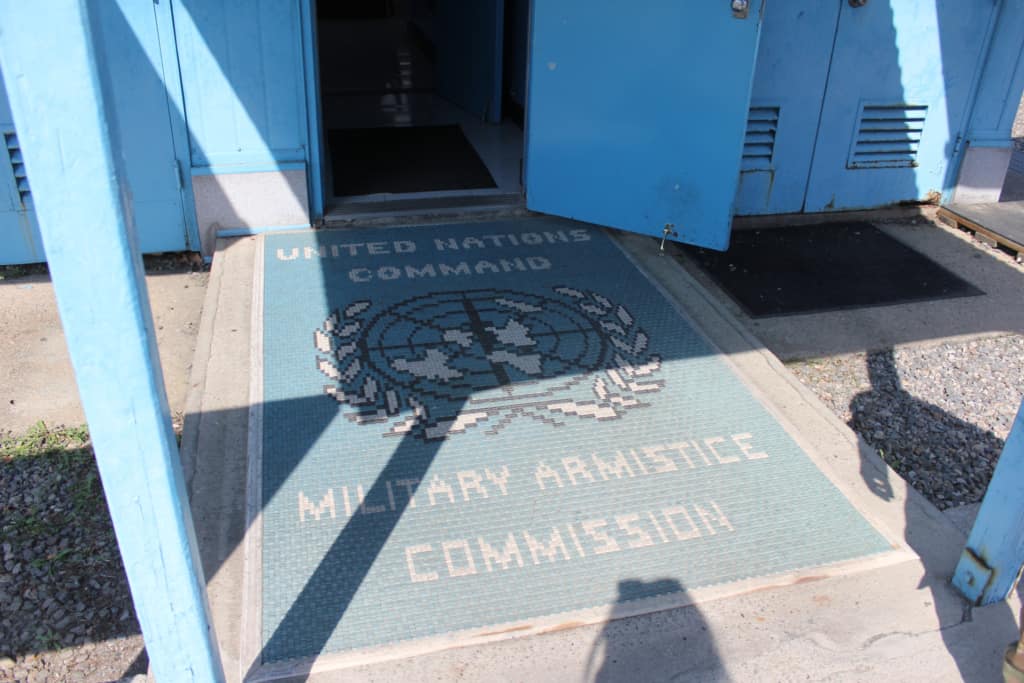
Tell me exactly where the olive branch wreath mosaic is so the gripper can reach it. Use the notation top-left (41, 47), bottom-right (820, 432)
top-left (314, 287), bottom-right (664, 440)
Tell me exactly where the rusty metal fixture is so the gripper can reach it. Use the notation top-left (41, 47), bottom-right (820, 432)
top-left (731, 0), bottom-right (749, 19)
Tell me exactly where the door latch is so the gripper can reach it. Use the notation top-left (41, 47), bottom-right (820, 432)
top-left (731, 0), bottom-right (750, 19)
top-left (659, 224), bottom-right (678, 252)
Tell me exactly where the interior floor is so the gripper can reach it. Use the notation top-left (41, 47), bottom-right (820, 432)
top-left (318, 9), bottom-right (523, 205)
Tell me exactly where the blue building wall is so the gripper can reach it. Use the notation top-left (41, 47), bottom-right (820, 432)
top-left (3, 1), bottom-right (1024, 264)
top-left (736, 0), bottom-right (1017, 215)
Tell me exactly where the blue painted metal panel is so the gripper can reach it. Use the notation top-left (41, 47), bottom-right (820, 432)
top-left (525, 2), bottom-right (763, 250)
top-left (0, 3), bottom-right (224, 680)
top-left (435, 0), bottom-right (505, 122)
top-left (171, 0), bottom-right (309, 169)
top-left (953, 399), bottom-right (1024, 606)
top-left (95, 1), bottom-right (190, 254)
top-left (804, 0), bottom-right (998, 212)
top-left (0, 66), bottom-right (44, 264)
top-left (960, 0), bottom-right (1024, 152)
top-left (734, 1), bottom-right (840, 216)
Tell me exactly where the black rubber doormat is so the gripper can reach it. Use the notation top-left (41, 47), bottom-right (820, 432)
top-left (683, 223), bottom-right (983, 317)
top-left (329, 125), bottom-right (498, 197)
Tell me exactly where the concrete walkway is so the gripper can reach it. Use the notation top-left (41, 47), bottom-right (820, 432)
top-left (184, 222), bottom-right (1021, 682)
top-left (0, 264), bottom-right (207, 434)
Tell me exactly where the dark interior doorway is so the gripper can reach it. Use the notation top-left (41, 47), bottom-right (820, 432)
top-left (316, 0), bottom-right (529, 205)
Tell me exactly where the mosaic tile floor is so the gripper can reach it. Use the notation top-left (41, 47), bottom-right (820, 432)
top-left (257, 219), bottom-right (891, 664)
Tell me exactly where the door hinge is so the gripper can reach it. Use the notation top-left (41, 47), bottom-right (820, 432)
top-left (173, 159), bottom-right (184, 191)
top-left (952, 134), bottom-right (965, 158)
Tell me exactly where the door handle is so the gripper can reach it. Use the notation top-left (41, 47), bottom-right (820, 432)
top-left (731, 0), bottom-right (749, 19)
top-left (849, 0), bottom-right (868, 6)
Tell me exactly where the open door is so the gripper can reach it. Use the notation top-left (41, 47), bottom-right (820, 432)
top-left (525, 2), bottom-right (764, 250)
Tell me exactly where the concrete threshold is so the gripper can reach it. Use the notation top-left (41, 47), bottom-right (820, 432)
top-left (183, 223), bottom-right (1020, 682)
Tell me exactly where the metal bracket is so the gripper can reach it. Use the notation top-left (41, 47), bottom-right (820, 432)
top-left (952, 547), bottom-right (995, 605)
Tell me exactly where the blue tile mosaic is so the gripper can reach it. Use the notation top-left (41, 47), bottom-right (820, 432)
top-left (259, 219), bottom-right (891, 663)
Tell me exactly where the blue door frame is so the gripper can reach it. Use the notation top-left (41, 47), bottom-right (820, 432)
top-left (300, 0), bottom-right (325, 221)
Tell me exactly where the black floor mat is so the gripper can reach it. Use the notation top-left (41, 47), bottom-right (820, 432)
top-left (682, 222), bottom-right (984, 317)
top-left (328, 125), bottom-right (497, 197)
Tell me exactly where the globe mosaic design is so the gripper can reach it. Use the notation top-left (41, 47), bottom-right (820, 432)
top-left (314, 287), bottom-right (665, 440)
top-left (360, 289), bottom-right (607, 403)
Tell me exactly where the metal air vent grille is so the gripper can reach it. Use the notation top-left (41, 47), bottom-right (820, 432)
top-left (741, 106), bottom-right (779, 171)
top-left (848, 104), bottom-right (927, 169)
top-left (4, 131), bottom-right (30, 205)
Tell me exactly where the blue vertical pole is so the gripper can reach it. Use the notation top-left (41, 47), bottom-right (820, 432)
top-left (0, 3), bottom-right (225, 681)
top-left (953, 399), bottom-right (1024, 606)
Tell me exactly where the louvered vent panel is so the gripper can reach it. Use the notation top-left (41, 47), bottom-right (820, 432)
top-left (4, 131), bottom-right (30, 206)
top-left (741, 106), bottom-right (779, 171)
top-left (848, 104), bottom-right (927, 169)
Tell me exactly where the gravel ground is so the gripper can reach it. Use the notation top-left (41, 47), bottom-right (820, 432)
top-left (788, 335), bottom-right (1024, 510)
top-left (0, 426), bottom-right (148, 683)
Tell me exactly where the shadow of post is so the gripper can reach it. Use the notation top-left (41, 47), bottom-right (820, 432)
top-left (256, 405), bottom-right (457, 672)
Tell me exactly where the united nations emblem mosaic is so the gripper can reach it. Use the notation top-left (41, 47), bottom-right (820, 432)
top-left (258, 219), bottom-right (892, 665)
top-left (314, 287), bottom-right (663, 440)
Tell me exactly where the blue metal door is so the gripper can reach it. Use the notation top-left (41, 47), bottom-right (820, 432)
top-left (96, 1), bottom-right (194, 253)
top-left (524, 2), bottom-right (764, 250)
top-left (0, 66), bottom-right (44, 265)
top-left (734, 1), bottom-right (841, 215)
top-left (803, 0), bottom-right (998, 212)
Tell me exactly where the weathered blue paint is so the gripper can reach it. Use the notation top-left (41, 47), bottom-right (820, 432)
top-left (524, 2), bottom-right (762, 250)
top-left (803, 0), bottom-right (998, 212)
top-left (734, 1), bottom-right (841, 216)
top-left (171, 0), bottom-right (309, 170)
top-left (0, 66), bottom-right (44, 265)
top-left (0, 3), bottom-right (224, 680)
top-left (151, 0), bottom-right (203, 251)
top-left (299, 0), bottom-right (324, 221)
top-left (953, 400), bottom-right (1024, 606)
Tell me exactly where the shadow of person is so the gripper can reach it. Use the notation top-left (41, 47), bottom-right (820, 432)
top-left (850, 348), bottom-right (1021, 680)
top-left (587, 578), bottom-right (723, 683)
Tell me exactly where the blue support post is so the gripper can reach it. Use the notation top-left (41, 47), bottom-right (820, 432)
top-left (0, 3), bottom-right (225, 681)
top-left (953, 399), bottom-right (1024, 606)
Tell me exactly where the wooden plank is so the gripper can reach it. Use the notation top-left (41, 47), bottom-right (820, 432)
top-left (938, 205), bottom-right (1024, 259)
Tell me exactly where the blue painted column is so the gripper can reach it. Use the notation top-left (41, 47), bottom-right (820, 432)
top-left (953, 399), bottom-right (1024, 606)
top-left (0, 3), bottom-right (225, 681)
